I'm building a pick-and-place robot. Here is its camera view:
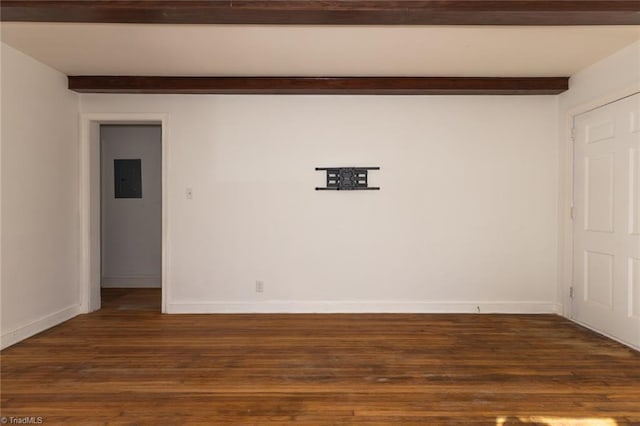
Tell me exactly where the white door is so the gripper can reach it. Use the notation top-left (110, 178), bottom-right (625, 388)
top-left (573, 93), bottom-right (640, 349)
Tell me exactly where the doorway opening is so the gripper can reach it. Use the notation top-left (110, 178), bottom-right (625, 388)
top-left (100, 125), bottom-right (162, 311)
top-left (80, 114), bottom-right (168, 314)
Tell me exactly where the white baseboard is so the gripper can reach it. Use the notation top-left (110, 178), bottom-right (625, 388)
top-left (101, 275), bottom-right (161, 288)
top-left (167, 300), bottom-right (561, 314)
top-left (1, 304), bottom-right (81, 350)
top-left (564, 317), bottom-right (640, 352)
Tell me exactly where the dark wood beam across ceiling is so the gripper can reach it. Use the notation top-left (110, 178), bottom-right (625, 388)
top-left (2, 1), bottom-right (639, 25)
top-left (67, 76), bottom-right (569, 95)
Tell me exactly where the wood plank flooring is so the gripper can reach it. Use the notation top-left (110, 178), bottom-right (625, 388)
top-left (1, 289), bottom-right (639, 425)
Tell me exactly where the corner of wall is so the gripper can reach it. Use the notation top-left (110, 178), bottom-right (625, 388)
top-left (0, 304), bottom-right (82, 350)
top-left (1, 42), bottom-right (83, 349)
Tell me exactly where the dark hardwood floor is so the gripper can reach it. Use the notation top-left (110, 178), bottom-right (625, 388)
top-left (1, 289), bottom-right (639, 424)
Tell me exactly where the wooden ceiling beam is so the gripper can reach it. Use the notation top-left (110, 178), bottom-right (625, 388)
top-left (67, 76), bottom-right (569, 95)
top-left (2, 1), bottom-right (639, 25)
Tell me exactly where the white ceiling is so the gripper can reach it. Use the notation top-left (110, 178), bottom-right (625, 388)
top-left (1, 23), bottom-right (639, 77)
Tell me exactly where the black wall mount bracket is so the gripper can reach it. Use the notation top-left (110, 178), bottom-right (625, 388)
top-left (315, 167), bottom-right (380, 191)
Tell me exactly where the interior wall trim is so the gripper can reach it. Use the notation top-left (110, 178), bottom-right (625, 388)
top-left (167, 301), bottom-right (562, 314)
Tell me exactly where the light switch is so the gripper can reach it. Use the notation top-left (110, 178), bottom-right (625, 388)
top-left (186, 188), bottom-right (193, 199)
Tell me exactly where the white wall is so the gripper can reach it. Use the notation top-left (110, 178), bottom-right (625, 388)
top-left (101, 125), bottom-right (162, 288)
top-left (560, 41), bottom-right (640, 111)
top-left (1, 38), bottom-right (635, 347)
top-left (80, 94), bottom-right (560, 313)
top-left (557, 41), bottom-right (640, 317)
top-left (1, 43), bottom-right (80, 348)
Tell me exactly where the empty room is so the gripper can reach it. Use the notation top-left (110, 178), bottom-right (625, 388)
top-left (1, 1), bottom-right (639, 424)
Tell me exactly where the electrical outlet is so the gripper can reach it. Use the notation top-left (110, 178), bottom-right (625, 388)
top-left (255, 281), bottom-right (264, 293)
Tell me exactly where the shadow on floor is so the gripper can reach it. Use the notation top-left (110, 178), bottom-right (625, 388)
top-left (101, 287), bottom-right (161, 311)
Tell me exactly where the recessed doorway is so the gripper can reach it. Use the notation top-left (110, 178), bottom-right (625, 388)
top-left (99, 124), bottom-right (162, 310)
top-left (79, 114), bottom-right (168, 314)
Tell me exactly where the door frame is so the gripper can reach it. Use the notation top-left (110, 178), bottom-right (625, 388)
top-left (79, 113), bottom-right (169, 313)
top-left (562, 85), bottom-right (640, 349)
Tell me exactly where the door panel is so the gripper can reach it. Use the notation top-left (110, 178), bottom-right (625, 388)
top-left (585, 155), bottom-right (614, 232)
top-left (631, 148), bottom-right (640, 235)
top-left (631, 257), bottom-right (640, 318)
top-left (573, 93), bottom-right (640, 349)
top-left (584, 250), bottom-right (614, 308)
